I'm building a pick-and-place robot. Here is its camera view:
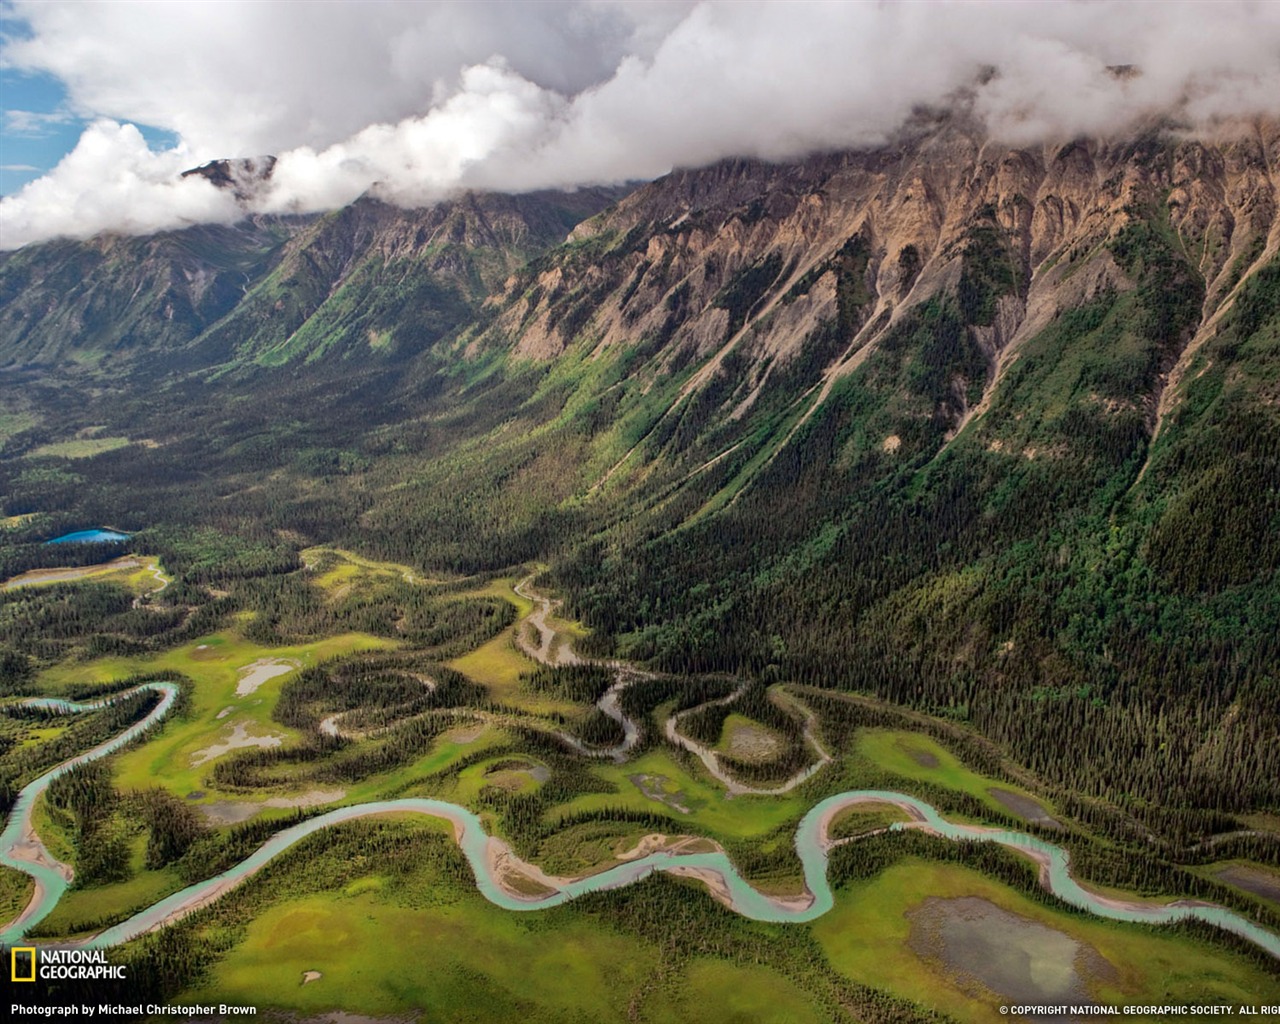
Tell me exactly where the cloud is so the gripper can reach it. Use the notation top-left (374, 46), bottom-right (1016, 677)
top-left (0, 121), bottom-right (239, 248)
top-left (4, 108), bottom-right (76, 137)
top-left (2, 0), bottom-right (1279, 249)
top-left (0, 164), bottom-right (41, 172)
top-left (1, 0), bottom-right (691, 155)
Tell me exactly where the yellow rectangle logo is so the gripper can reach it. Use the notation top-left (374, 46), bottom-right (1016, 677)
top-left (11, 945), bottom-right (37, 982)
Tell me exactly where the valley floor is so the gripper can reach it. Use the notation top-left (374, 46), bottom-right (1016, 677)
top-left (1, 549), bottom-right (1278, 1023)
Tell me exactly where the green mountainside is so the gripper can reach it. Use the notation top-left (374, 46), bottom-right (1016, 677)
top-left (0, 186), bottom-right (627, 373)
top-left (2, 115), bottom-right (1278, 841)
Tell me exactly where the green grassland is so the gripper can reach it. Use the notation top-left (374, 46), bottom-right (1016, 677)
top-left (194, 892), bottom-right (668, 1020)
top-left (37, 628), bottom-right (394, 799)
top-left (17, 724), bottom-right (67, 748)
top-left (454, 576), bottom-right (534, 618)
top-left (1, 511), bottom-right (39, 530)
top-left (308, 558), bottom-right (360, 593)
top-left (303, 546), bottom-right (451, 590)
top-left (549, 748), bottom-right (806, 839)
top-left (812, 859), bottom-right (1280, 1022)
top-left (16, 782), bottom-right (165, 933)
top-left (31, 792), bottom-right (78, 864)
top-left (1, 554), bottom-right (169, 595)
top-left (446, 577), bottom-right (585, 716)
top-left (533, 819), bottom-right (660, 876)
top-left (29, 436), bottom-right (132, 459)
top-left (450, 755), bottom-right (549, 801)
top-left (0, 411), bottom-right (39, 445)
top-left (158, 817), bottom-right (847, 1023)
top-left (448, 627), bottom-right (536, 697)
top-left (626, 958), bottom-right (827, 1024)
top-left (181, 817), bottom-right (669, 1022)
top-left (827, 803), bottom-right (912, 841)
top-left (115, 556), bottom-right (172, 595)
top-left (854, 728), bottom-right (1054, 820)
top-left (341, 726), bottom-right (519, 807)
top-left (161, 819), bottom-right (1280, 1023)
top-left (38, 864), bottom-right (183, 938)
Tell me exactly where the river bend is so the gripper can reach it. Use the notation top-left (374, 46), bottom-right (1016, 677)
top-left (1, 683), bottom-right (1277, 961)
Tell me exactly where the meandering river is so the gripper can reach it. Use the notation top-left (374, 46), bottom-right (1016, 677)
top-left (1, 683), bottom-right (1278, 960)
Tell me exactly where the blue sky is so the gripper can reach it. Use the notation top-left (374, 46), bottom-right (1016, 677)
top-left (0, 7), bottom-right (74, 195)
top-left (2, 63), bottom-right (175, 198)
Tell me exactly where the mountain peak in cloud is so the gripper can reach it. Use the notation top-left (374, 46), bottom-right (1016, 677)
top-left (2, 1), bottom-right (1278, 251)
top-left (180, 156), bottom-right (277, 202)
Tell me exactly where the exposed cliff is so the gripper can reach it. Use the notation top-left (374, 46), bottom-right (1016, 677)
top-left (465, 117), bottom-right (1278, 496)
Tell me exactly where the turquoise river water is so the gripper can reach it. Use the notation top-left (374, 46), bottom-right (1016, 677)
top-left (1, 683), bottom-right (1277, 960)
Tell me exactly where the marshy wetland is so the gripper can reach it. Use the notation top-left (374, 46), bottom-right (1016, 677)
top-left (1, 547), bottom-right (1278, 1021)
top-left (908, 896), bottom-right (1115, 1011)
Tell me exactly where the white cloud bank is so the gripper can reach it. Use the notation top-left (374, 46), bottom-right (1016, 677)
top-left (2, 0), bottom-right (1279, 250)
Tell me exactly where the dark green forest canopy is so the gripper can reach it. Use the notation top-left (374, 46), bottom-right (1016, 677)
top-left (2, 127), bottom-right (1278, 839)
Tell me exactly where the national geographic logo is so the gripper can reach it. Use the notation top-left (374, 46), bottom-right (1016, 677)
top-left (9, 948), bottom-right (127, 981)
top-left (11, 947), bottom-right (36, 983)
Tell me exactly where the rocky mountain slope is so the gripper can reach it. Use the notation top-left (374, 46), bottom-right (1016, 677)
top-left (2, 115), bottom-right (1278, 821)
top-left (0, 186), bottom-right (627, 372)
top-left (463, 115), bottom-right (1278, 497)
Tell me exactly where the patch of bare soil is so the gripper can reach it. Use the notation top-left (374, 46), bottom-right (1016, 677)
top-left (725, 720), bottom-right (783, 762)
top-left (1, 558), bottom-right (140, 590)
top-left (629, 773), bottom-right (691, 814)
top-left (1215, 864), bottom-right (1280, 904)
top-left (197, 789), bottom-right (345, 825)
top-left (617, 833), bottom-right (717, 861)
top-left (190, 720), bottom-right (284, 767)
top-left (906, 746), bottom-right (939, 768)
top-left (485, 839), bottom-right (562, 900)
top-left (988, 787), bottom-right (1062, 829)
top-left (235, 658), bottom-right (300, 697)
top-left (443, 722), bottom-right (485, 744)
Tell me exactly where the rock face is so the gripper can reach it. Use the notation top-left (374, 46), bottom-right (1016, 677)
top-left (5, 116), bottom-right (1276, 405)
top-left (180, 156), bottom-right (277, 200)
top-left (0, 218), bottom-right (302, 369)
top-left (4, 117), bottom-right (1276, 497)
top-left (469, 116), bottom-right (1279, 453)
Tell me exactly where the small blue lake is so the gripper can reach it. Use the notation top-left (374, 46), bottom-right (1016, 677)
top-left (45, 529), bottom-right (130, 545)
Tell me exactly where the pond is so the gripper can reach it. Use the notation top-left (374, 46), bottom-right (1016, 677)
top-left (909, 896), bottom-right (1115, 1016)
top-left (45, 528), bottom-right (130, 544)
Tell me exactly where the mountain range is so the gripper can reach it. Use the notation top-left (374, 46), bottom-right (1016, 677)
top-left (2, 113), bottom-right (1278, 830)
